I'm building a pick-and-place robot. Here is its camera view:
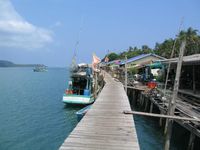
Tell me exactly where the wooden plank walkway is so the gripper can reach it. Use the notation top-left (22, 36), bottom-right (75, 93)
top-left (59, 73), bottom-right (140, 150)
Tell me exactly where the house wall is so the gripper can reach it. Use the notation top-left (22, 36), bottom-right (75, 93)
top-left (127, 56), bottom-right (162, 68)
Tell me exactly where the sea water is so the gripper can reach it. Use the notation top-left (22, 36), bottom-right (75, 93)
top-left (132, 102), bottom-right (187, 150)
top-left (0, 67), bottom-right (82, 150)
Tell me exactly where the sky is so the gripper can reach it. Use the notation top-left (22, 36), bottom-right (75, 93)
top-left (0, 0), bottom-right (199, 67)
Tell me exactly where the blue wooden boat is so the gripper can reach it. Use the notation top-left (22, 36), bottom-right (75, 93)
top-left (63, 64), bottom-right (95, 105)
top-left (76, 105), bottom-right (92, 121)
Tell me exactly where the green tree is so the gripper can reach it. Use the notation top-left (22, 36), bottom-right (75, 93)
top-left (154, 38), bottom-right (175, 58)
top-left (141, 45), bottom-right (153, 54)
top-left (177, 27), bottom-right (200, 55)
top-left (107, 52), bottom-right (119, 61)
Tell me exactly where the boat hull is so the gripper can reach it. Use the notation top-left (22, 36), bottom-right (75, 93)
top-left (62, 94), bottom-right (94, 105)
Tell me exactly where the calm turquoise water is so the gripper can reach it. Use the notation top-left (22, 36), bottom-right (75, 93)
top-left (0, 67), bottom-right (82, 150)
top-left (132, 104), bottom-right (186, 150)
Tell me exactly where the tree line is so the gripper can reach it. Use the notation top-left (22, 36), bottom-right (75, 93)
top-left (105, 27), bottom-right (200, 61)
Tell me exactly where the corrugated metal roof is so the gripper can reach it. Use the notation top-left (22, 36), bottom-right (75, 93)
top-left (105, 59), bottom-right (121, 65)
top-left (102, 53), bottom-right (165, 66)
top-left (120, 53), bottom-right (165, 65)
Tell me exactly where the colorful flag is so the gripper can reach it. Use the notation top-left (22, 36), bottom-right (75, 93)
top-left (105, 56), bottom-right (109, 62)
top-left (92, 53), bottom-right (101, 71)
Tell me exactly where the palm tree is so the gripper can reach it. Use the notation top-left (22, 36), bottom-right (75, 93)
top-left (177, 27), bottom-right (200, 55)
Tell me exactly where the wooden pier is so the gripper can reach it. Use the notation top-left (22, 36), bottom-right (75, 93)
top-left (59, 73), bottom-right (140, 150)
top-left (127, 86), bottom-right (200, 149)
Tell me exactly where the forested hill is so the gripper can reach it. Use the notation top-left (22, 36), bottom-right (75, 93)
top-left (0, 60), bottom-right (38, 67)
top-left (0, 60), bottom-right (15, 67)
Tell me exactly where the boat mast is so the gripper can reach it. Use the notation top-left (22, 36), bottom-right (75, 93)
top-left (70, 16), bottom-right (84, 71)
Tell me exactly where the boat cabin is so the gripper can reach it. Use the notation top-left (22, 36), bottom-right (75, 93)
top-left (67, 66), bottom-right (93, 96)
top-left (71, 75), bottom-right (93, 96)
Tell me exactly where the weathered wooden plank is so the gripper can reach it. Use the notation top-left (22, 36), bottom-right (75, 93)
top-left (71, 130), bottom-right (137, 137)
top-left (62, 139), bottom-right (138, 149)
top-left (73, 126), bottom-right (135, 134)
top-left (70, 130), bottom-right (137, 138)
top-left (65, 136), bottom-right (137, 145)
top-left (79, 120), bottom-right (135, 127)
top-left (60, 143), bottom-right (139, 150)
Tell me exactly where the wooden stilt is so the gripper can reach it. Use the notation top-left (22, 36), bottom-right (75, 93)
top-left (164, 41), bottom-right (186, 150)
top-left (135, 90), bottom-right (138, 104)
top-left (192, 66), bottom-right (196, 94)
top-left (141, 94), bottom-right (144, 107)
top-left (164, 118), bottom-right (169, 134)
top-left (159, 110), bottom-right (164, 127)
top-left (129, 89), bottom-right (133, 106)
top-left (132, 90), bottom-right (135, 106)
top-left (187, 132), bottom-right (195, 150)
top-left (140, 93), bottom-right (143, 106)
top-left (159, 118), bottom-right (163, 127)
top-left (150, 101), bottom-right (153, 113)
top-left (138, 93), bottom-right (141, 105)
top-left (144, 98), bottom-right (149, 112)
top-left (94, 72), bottom-right (98, 99)
top-left (127, 88), bottom-right (130, 97)
top-left (125, 55), bottom-right (127, 94)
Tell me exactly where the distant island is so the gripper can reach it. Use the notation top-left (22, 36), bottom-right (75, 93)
top-left (0, 60), bottom-right (45, 67)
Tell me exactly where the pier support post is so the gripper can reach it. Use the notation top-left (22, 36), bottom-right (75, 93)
top-left (142, 94), bottom-right (145, 107)
top-left (149, 101), bottom-right (153, 113)
top-left (131, 90), bottom-right (134, 105)
top-left (141, 94), bottom-right (144, 107)
top-left (159, 118), bottom-right (163, 127)
top-left (192, 66), bottom-right (196, 94)
top-left (127, 88), bottom-right (130, 98)
top-left (139, 92), bottom-right (143, 106)
top-left (94, 72), bottom-right (98, 99)
top-left (159, 110), bottom-right (164, 127)
top-left (144, 98), bottom-right (149, 112)
top-left (138, 93), bottom-right (141, 105)
top-left (187, 132), bottom-right (195, 150)
top-left (125, 55), bottom-right (127, 94)
top-left (164, 41), bottom-right (186, 150)
top-left (128, 89), bottom-right (133, 106)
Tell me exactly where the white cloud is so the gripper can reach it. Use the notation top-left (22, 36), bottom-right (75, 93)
top-left (0, 0), bottom-right (53, 49)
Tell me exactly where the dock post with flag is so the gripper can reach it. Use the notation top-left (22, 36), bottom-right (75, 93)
top-left (92, 53), bottom-right (101, 99)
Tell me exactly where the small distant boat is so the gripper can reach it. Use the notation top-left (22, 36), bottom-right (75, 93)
top-left (76, 105), bottom-right (92, 121)
top-left (33, 65), bottom-right (47, 72)
top-left (63, 63), bottom-right (95, 105)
